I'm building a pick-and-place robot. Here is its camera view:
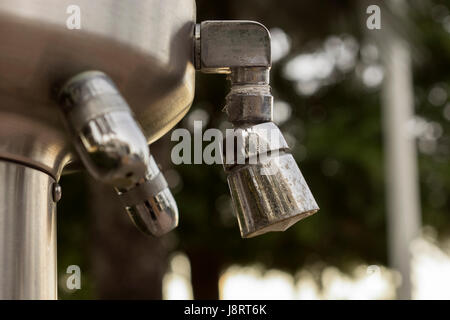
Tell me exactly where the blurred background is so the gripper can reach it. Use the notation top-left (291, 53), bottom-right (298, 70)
top-left (57, 0), bottom-right (450, 300)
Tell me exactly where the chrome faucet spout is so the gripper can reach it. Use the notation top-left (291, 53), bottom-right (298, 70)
top-left (58, 71), bottom-right (178, 237)
top-left (58, 71), bottom-right (150, 187)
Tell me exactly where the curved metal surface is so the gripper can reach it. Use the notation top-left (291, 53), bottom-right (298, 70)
top-left (0, 111), bottom-right (72, 179)
top-left (0, 0), bottom-right (196, 173)
top-left (59, 71), bottom-right (151, 187)
top-left (0, 160), bottom-right (57, 299)
top-left (117, 155), bottom-right (179, 237)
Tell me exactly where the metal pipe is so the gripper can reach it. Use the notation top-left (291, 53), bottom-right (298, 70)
top-left (0, 160), bottom-right (57, 299)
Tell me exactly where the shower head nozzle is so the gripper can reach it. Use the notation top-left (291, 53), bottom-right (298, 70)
top-left (195, 21), bottom-right (319, 238)
top-left (223, 122), bottom-right (319, 238)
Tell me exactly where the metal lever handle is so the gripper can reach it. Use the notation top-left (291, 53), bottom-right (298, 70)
top-left (58, 71), bottom-right (178, 237)
top-left (58, 71), bottom-right (149, 188)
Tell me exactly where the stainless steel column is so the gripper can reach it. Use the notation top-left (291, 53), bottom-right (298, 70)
top-left (0, 160), bottom-right (57, 299)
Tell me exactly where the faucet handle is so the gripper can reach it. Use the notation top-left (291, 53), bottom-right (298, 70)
top-left (58, 71), bottom-right (178, 237)
top-left (58, 71), bottom-right (149, 188)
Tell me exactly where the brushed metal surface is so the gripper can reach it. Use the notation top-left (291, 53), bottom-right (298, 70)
top-left (0, 111), bottom-right (72, 178)
top-left (197, 21), bottom-right (271, 73)
top-left (0, 160), bottom-right (57, 299)
top-left (223, 122), bottom-right (319, 238)
top-left (0, 0), bottom-right (196, 173)
top-left (228, 153), bottom-right (319, 238)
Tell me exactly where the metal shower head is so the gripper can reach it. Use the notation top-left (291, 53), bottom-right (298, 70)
top-left (223, 122), bottom-right (319, 238)
top-left (195, 21), bottom-right (319, 238)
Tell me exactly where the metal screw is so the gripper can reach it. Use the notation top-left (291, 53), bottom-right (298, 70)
top-left (194, 23), bottom-right (201, 70)
top-left (52, 183), bottom-right (62, 202)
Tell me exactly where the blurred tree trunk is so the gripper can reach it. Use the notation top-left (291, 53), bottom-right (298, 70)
top-left (187, 248), bottom-right (223, 300)
top-left (89, 138), bottom-right (173, 299)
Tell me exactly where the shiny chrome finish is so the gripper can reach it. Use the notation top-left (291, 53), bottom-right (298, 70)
top-left (0, 112), bottom-right (72, 179)
top-left (0, 160), bottom-right (57, 299)
top-left (52, 183), bottom-right (62, 202)
top-left (59, 71), bottom-right (149, 187)
top-left (59, 71), bottom-right (178, 236)
top-left (117, 156), bottom-right (178, 237)
top-left (224, 123), bottom-right (319, 238)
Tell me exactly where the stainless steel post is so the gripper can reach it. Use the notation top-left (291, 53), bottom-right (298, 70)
top-left (0, 0), bottom-right (196, 300)
top-left (0, 160), bottom-right (57, 299)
